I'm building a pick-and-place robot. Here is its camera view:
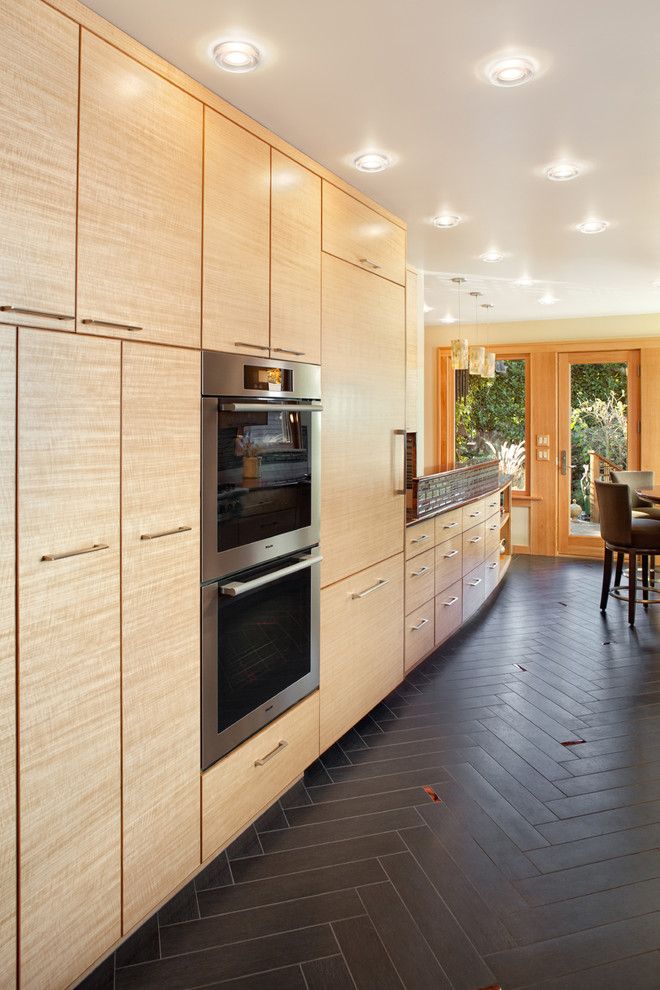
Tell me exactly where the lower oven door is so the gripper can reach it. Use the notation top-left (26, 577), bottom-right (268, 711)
top-left (201, 549), bottom-right (321, 770)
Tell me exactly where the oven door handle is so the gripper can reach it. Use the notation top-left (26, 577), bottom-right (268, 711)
top-left (219, 553), bottom-right (323, 597)
top-left (220, 402), bottom-right (323, 413)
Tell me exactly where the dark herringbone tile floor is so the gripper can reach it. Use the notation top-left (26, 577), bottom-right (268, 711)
top-left (85, 556), bottom-right (660, 990)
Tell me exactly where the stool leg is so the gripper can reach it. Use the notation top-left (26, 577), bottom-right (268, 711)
top-left (651, 556), bottom-right (656, 588)
top-left (642, 555), bottom-right (649, 610)
top-left (600, 547), bottom-right (613, 611)
top-left (614, 552), bottom-right (624, 590)
top-left (629, 551), bottom-right (637, 625)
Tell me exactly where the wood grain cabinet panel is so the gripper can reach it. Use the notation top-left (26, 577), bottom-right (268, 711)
top-left (485, 492), bottom-right (501, 520)
top-left (463, 563), bottom-right (487, 621)
top-left (435, 534), bottom-right (463, 594)
top-left (434, 507), bottom-right (463, 542)
top-left (78, 32), bottom-right (202, 346)
top-left (435, 580), bottom-right (463, 646)
top-left (0, 334), bottom-right (16, 987)
top-left (321, 254), bottom-right (405, 587)
top-left (322, 182), bottom-right (406, 285)
top-left (462, 498), bottom-right (486, 529)
top-left (405, 548), bottom-right (435, 614)
top-left (405, 519), bottom-right (435, 560)
top-left (0, 0), bottom-right (78, 331)
top-left (271, 151), bottom-right (321, 363)
top-left (320, 555), bottom-right (403, 750)
top-left (202, 693), bottom-right (319, 861)
top-left (405, 269), bottom-right (419, 431)
top-left (462, 522), bottom-right (486, 572)
top-left (405, 600), bottom-right (434, 673)
top-left (121, 343), bottom-right (200, 932)
top-left (485, 515), bottom-right (502, 557)
top-left (18, 330), bottom-right (121, 990)
top-left (485, 549), bottom-right (500, 597)
top-left (203, 108), bottom-right (270, 354)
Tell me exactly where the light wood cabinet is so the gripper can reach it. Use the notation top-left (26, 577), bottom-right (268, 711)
top-left (463, 522), bottom-right (486, 572)
top-left (320, 555), bottom-right (403, 750)
top-left (405, 518), bottom-right (435, 559)
top-left (434, 506), bottom-right (462, 543)
top-left (435, 580), bottom-right (463, 646)
top-left (121, 344), bottom-right (201, 932)
top-left (203, 108), bottom-right (270, 355)
top-left (0, 334), bottom-right (16, 987)
top-left (462, 498), bottom-right (486, 529)
top-left (0, 0), bottom-right (78, 331)
top-left (405, 600), bottom-right (435, 673)
top-left (463, 563), bottom-right (487, 621)
top-left (485, 549), bottom-right (500, 597)
top-left (271, 151), bottom-right (321, 363)
top-left (405, 268), bottom-right (419, 431)
top-left (322, 182), bottom-right (406, 285)
top-left (78, 32), bottom-right (202, 347)
top-left (202, 692), bottom-right (319, 861)
top-left (405, 548), bottom-right (435, 614)
top-left (321, 254), bottom-right (405, 587)
top-left (485, 492), bottom-right (501, 520)
top-left (435, 534), bottom-right (463, 594)
top-left (485, 515), bottom-right (502, 557)
top-left (18, 330), bottom-right (121, 990)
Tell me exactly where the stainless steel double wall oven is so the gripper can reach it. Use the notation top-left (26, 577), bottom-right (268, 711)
top-left (201, 351), bottom-right (321, 770)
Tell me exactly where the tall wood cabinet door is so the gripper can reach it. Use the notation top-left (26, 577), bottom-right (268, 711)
top-left (320, 555), bottom-right (403, 750)
top-left (0, 0), bottom-right (78, 331)
top-left (203, 108), bottom-right (270, 355)
top-left (270, 151), bottom-right (321, 364)
top-left (78, 32), bottom-right (202, 347)
top-left (121, 343), bottom-right (201, 932)
top-left (321, 254), bottom-right (405, 587)
top-left (0, 334), bottom-right (16, 987)
top-left (405, 269), bottom-right (419, 432)
top-left (322, 182), bottom-right (406, 285)
top-left (18, 330), bottom-right (121, 990)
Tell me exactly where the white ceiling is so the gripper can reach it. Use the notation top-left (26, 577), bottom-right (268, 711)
top-left (85, 0), bottom-right (660, 324)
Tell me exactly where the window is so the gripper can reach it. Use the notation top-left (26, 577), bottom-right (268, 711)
top-left (454, 356), bottom-right (529, 492)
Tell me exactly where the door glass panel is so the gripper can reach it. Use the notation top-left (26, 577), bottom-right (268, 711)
top-left (569, 362), bottom-right (628, 536)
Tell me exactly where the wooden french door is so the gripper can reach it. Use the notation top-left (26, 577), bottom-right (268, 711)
top-left (558, 350), bottom-right (640, 556)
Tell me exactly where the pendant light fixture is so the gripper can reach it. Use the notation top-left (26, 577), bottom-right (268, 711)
top-left (449, 277), bottom-right (468, 370)
top-left (481, 302), bottom-right (496, 379)
top-left (468, 291), bottom-right (485, 376)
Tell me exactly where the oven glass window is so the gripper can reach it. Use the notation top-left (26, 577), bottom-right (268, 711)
top-left (216, 564), bottom-right (311, 733)
top-left (217, 407), bottom-right (312, 552)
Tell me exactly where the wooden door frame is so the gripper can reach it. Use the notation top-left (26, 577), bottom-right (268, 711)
top-left (557, 349), bottom-right (640, 557)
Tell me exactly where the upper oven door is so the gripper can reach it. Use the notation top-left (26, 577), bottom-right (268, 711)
top-left (202, 396), bottom-right (321, 580)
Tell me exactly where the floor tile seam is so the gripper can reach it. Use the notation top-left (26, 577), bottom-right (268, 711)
top-left (284, 781), bottom-right (449, 810)
top-left (229, 850), bottom-right (402, 885)
top-left (473, 720), bottom-right (572, 787)
top-left (512, 949), bottom-right (660, 990)
top-left (178, 954), bottom-right (344, 990)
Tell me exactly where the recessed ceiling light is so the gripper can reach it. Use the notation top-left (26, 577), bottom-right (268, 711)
top-left (545, 162), bottom-right (580, 182)
top-left (433, 214), bottom-right (462, 228)
top-left (353, 152), bottom-right (391, 173)
top-left (538, 293), bottom-right (558, 305)
top-left (487, 55), bottom-right (537, 87)
top-left (439, 314), bottom-right (457, 324)
top-left (212, 40), bottom-right (261, 72)
top-left (577, 219), bottom-right (609, 234)
top-left (514, 276), bottom-right (534, 286)
top-left (480, 250), bottom-right (504, 263)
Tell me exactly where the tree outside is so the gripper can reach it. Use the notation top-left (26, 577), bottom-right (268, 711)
top-left (570, 362), bottom-right (628, 517)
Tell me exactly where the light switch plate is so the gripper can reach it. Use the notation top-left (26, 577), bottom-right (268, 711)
top-left (536, 449), bottom-right (550, 460)
top-left (536, 434), bottom-right (550, 446)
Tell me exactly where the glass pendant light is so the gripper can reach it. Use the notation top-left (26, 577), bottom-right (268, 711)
top-left (449, 277), bottom-right (468, 370)
top-left (481, 302), bottom-right (496, 379)
top-left (468, 291), bottom-right (485, 376)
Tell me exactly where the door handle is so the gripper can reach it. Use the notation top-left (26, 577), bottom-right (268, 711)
top-left (219, 553), bottom-right (322, 596)
top-left (393, 429), bottom-right (406, 496)
top-left (561, 450), bottom-right (567, 475)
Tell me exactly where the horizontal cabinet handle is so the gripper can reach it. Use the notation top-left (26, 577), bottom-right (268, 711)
top-left (488, 562), bottom-right (498, 569)
top-left (1, 305), bottom-right (74, 321)
top-left (442, 596), bottom-right (459, 606)
top-left (221, 554), bottom-right (322, 597)
top-left (271, 347), bottom-right (306, 356)
top-left (489, 524), bottom-right (498, 531)
top-left (469, 511), bottom-right (481, 518)
top-left (411, 565), bottom-right (430, 577)
top-left (234, 341), bottom-right (269, 352)
top-left (140, 526), bottom-right (192, 541)
top-left (443, 521), bottom-right (458, 529)
top-left (411, 533), bottom-right (430, 544)
top-left (221, 402), bottom-right (322, 413)
top-left (254, 740), bottom-right (288, 767)
top-left (42, 543), bottom-right (109, 562)
top-left (469, 536), bottom-right (482, 543)
top-left (359, 257), bottom-right (382, 270)
top-left (82, 318), bottom-right (142, 332)
top-left (352, 578), bottom-right (389, 600)
top-left (443, 549), bottom-right (459, 559)
top-left (467, 578), bottom-right (482, 587)
top-left (411, 617), bottom-right (430, 631)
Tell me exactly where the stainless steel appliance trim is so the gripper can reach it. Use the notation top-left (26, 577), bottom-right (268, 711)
top-left (411, 617), bottom-right (430, 631)
top-left (219, 553), bottom-right (323, 597)
top-left (203, 350), bottom-right (321, 400)
top-left (254, 740), bottom-right (288, 766)
top-left (1, 305), bottom-right (74, 321)
top-left (351, 578), bottom-right (389, 600)
top-left (81, 318), bottom-right (142, 331)
top-left (42, 543), bottom-right (109, 561)
top-left (220, 402), bottom-right (322, 413)
top-left (140, 526), bottom-right (192, 541)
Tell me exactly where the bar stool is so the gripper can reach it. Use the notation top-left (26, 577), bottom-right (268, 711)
top-left (595, 481), bottom-right (660, 625)
top-left (610, 470), bottom-right (660, 520)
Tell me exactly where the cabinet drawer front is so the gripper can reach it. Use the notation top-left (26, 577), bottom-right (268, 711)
top-left (435, 535), bottom-right (463, 594)
top-left (463, 563), bottom-right (486, 621)
top-left (202, 692), bottom-right (319, 861)
top-left (462, 522), bottom-right (486, 571)
top-left (434, 507), bottom-right (463, 542)
top-left (406, 518), bottom-right (435, 559)
top-left (462, 499), bottom-right (486, 529)
top-left (405, 548), bottom-right (435, 614)
top-left (435, 580), bottom-right (463, 646)
top-left (485, 549), bottom-right (500, 597)
top-left (485, 492), bottom-right (501, 520)
top-left (322, 182), bottom-right (406, 285)
top-left (485, 516), bottom-right (501, 557)
top-left (405, 600), bottom-right (435, 672)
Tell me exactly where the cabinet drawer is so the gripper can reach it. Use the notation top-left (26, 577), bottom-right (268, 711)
top-left (462, 498), bottom-right (485, 529)
top-left (405, 518), bottom-right (435, 559)
top-left (405, 600), bottom-right (435, 672)
top-left (405, 548), bottom-right (435, 614)
top-left (202, 692), bottom-right (319, 860)
top-left (435, 535), bottom-right (462, 594)
top-left (485, 491), bottom-right (501, 520)
top-left (322, 182), bottom-right (406, 285)
top-left (435, 507), bottom-right (462, 542)
top-left (462, 522), bottom-right (485, 571)
top-left (463, 564), bottom-right (486, 621)
top-left (485, 514), bottom-right (501, 557)
top-left (435, 580), bottom-right (463, 646)
top-left (485, 549), bottom-right (499, 597)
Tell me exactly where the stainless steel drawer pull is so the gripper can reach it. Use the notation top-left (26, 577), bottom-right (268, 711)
top-left (359, 257), bottom-right (382, 270)
top-left (411, 618), bottom-right (430, 631)
top-left (140, 526), bottom-right (192, 541)
top-left (42, 543), bottom-right (109, 562)
top-left (272, 347), bottom-right (306, 356)
top-left (352, 578), bottom-right (389, 600)
top-left (234, 341), bottom-right (269, 352)
top-left (442, 596), bottom-right (459, 606)
top-left (82, 318), bottom-right (142, 332)
top-left (443, 549), bottom-right (459, 559)
top-left (469, 536), bottom-right (482, 543)
top-left (443, 521), bottom-right (458, 529)
top-left (254, 740), bottom-right (288, 767)
top-left (411, 565), bottom-right (430, 577)
top-left (469, 510), bottom-right (481, 517)
top-left (1, 305), bottom-right (74, 321)
top-left (488, 562), bottom-right (498, 570)
top-left (489, 524), bottom-right (498, 531)
top-left (468, 578), bottom-right (482, 587)
top-left (411, 533), bottom-right (430, 544)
